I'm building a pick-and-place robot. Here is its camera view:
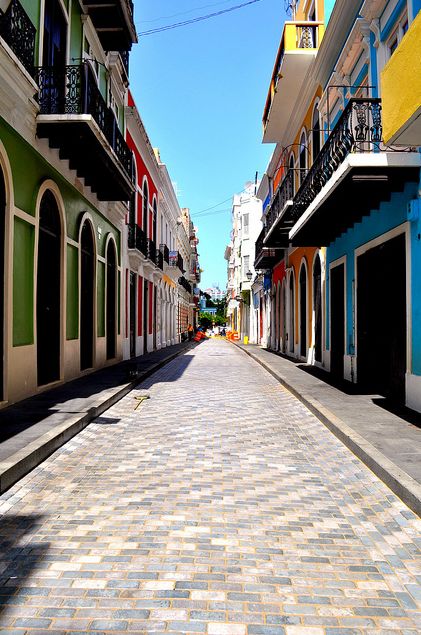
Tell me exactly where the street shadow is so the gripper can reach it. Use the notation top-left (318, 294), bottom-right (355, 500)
top-left (371, 397), bottom-right (421, 429)
top-left (93, 416), bottom-right (121, 425)
top-left (0, 342), bottom-right (199, 446)
top-left (0, 513), bottom-right (49, 617)
top-left (297, 363), bottom-right (375, 395)
top-left (136, 354), bottom-right (194, 389)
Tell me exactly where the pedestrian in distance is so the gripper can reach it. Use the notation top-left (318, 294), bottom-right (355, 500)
top-left (188, 324), bottom-right (194, 341)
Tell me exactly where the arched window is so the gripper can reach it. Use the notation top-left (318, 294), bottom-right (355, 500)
top-left (142, 180), bottom-right (148, 234)
top-left (289, 153), bottom-right (295, 195)
top-left (152, 198), bottom-right (157, 244)
top-left (299, 131), bottom-right (307, 188)
top-left (312, 105), bottom-right (321, 163)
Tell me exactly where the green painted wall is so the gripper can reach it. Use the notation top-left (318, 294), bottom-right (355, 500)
top-left (13, 217), bottom-right (34, 346)
top-left (66, 244), bottom-right (79, 340)
top-left (0, 118), bottom-right (120, 258)
top-left (97, 261), bottom-right (105, 337)
top-left (70, 0), bottom-right (83, 63)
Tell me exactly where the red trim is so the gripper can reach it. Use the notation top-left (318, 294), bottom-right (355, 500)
top-left (273, 260), bottom-right (286, 286)
top-left (148, 282), bottom-right (153, 335)
top-left (138, 276), bottom-right (143, 336)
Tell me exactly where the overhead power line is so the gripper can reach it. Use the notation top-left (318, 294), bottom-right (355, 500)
top-left (142, 0), bottom-right (237, 24)
top-left (191, 197), bottom-right (232, 216)
top-left (138, 0), bottom-right (263, 37)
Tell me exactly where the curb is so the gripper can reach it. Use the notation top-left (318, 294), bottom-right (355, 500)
top-left (0, 343), bottom-right (195, 495)
top-left (231, 341), bottom-right (421, 517)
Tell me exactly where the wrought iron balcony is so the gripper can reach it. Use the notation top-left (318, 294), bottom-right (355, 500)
top-left (119, 50), bottom-right (129, 75)
top-left (155, 249), bottom-right (164, 270)
top-left (169, 251), bottom-right (184, 273)
top-left (35, 63), bottom-right (135, 201)
top-left (128, 224), bottom-right (147, 257)
top-left (263, 169), bottom-right (294, 247)
top-left (289, 98), bottom-right (421, 246)
top-left (146, 238), bottom-right (156, 264)
top-left (159, 243), bottom-right (169, 264)
top-left (0, 0), bottom-right (36, 75)
top-left (254, 228), bottom-right (284, 270)
top-left (178, 276), bottom-right (192, 294)
top-left (82, 0), bottom-right (137, 50)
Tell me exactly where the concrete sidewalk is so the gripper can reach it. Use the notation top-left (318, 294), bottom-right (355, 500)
top-left (0, 341), bottom-right (196, 494)
top-left (232, 341), bottom-right (421, 515)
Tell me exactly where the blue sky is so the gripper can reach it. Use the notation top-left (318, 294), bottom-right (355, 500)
top-left (130, 0), bottom-right (286, 289)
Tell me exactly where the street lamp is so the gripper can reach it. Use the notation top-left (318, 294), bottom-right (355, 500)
top-left (246, 270), bottom-right (253, 281)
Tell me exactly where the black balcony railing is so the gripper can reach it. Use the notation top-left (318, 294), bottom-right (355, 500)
top-left (179, 276), bottom-right (192, 294)
top-left (146, 238), bottom-right (156, 264)
top-left (35, 63), bottom-right (134, 182)
top-left (264, 169), bottom-right (294, 239)
top-left (169, 250), bottom-right (184, 272)
top-left (160, 243), bottom-right (169, 264)
top-left (155, 249), bottom-right (164, 270)
top-left (291, 98), bottom-right (385, 222)
top-left (119, 50), bottom-right (129, 74)
top-left (0, 0), bottom-right (36, 75)
top-left (128, 224), bottom-right (147, 256)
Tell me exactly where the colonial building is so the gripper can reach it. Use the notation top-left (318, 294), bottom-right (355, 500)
top-left (226, 183), bottom-right (262, 341)
top-left (256, 0), bottom-right (421, 411)
top-left (0, 0), bottom-right (136, 404)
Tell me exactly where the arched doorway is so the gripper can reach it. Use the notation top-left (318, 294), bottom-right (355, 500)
top-left (289, 273), bottom-right (294, 353)
top-left (80, 220), bottom-right (95, 370)
top-left (142, 180), bottom-right (149, 235)
top-left (37, 190), bottom-right (61, 385)
top-left (106, 240), bottom-right (117, 360)
top-left (0, 167), bottom-right (5, 398)
top-left (313, 255), bottom-right (322, 363)
top-left (299, 264), bottom-right (307, 358)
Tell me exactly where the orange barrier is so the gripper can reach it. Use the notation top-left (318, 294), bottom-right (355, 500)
top-left (232, 332), bottom-right (240, 341)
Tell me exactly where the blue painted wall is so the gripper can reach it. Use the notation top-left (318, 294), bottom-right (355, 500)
top-left (324, 0), bottom-right (335, 25)
top-left (325, 181), bottom-right (420, 375)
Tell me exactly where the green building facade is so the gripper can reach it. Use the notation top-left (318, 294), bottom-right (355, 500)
top-left (0, 0), bottom-right (136, 403)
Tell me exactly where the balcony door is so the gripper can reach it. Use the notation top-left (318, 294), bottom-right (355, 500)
top-left (43, 0), bottom-right (67, 68)
top-left (313, 255), bottom-right (322, 363)
top-left (37, 191), bottom-right (61, 386)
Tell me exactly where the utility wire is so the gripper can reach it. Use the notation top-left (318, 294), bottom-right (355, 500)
top-left (192, 208), bottom-right (231, 218)
top-left (138, 0), bottom-right (263, 37)
top-left (191, 197), bottom-right (232, 216)
top-left (142, 0), bottom-right (237, 24)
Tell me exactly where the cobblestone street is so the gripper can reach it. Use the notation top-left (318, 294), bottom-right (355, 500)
top-left (0, 339), bottom-right (420, 634)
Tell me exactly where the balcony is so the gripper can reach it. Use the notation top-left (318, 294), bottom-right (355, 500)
top-left (155, 249), bottom-right (164, 270)
top-left (168, 251), bottom-right (184, 274)
top-left (128, 224), bottom-right (147, 257)
top-left (262, 20), bottom-right (324, 143)
top-left (178, 276), bottom-right (192, 294)
top-left (263, 169), bottom-right (295, 247)
top-left (0, 0), bottom-right (36, 75)
top-left (288, 98), bottom-right (421, 246)
top-left (159, 243), bottom-right (169, 264)
top-left (254, 229), bottom-right (284, 270)
top-left (146, 238), bottom-right (156, 264)
top-left (35, 63), bottom-right (135, 201)
top-left (82, 0), bottom-right (137, 51)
